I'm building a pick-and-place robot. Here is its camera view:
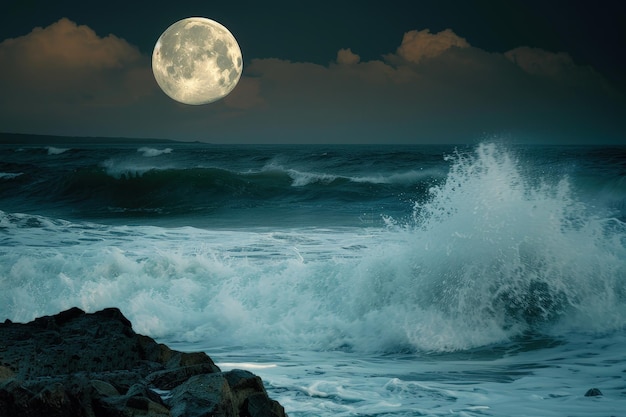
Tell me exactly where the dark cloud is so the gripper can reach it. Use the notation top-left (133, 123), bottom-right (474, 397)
top-left (0, 18), bottom-right (148, 91)
top-left (0, 18), bottom-right (156, 135)
top-left (0, 19), bottom-right (623, 143)
top-left (390, 28), bottom-right (470, 64)
top-left (336, 49), bottom-right (360, 66)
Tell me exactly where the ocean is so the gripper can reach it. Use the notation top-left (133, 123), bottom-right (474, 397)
top-left (1, 137), bottom-right (625, 416)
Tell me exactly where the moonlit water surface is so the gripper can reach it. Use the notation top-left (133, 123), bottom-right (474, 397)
top-left (1, 140), bottom-right (625, 416)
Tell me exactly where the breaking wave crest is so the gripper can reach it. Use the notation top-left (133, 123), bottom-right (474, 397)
top-left (1, 143), bottom-right (624, 353)
top-left (47, 146), bottom-right (71, 155)
top-left (393, 143), bottom-right (626, 350)
top-left (137, 147), bottom-right (173, 157)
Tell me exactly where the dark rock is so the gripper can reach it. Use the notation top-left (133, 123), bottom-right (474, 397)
top-left (244, 392), bottom-right (287, 417)
top-left (165, 369), bottom-right (287, 417)
top-left (584, 387), bottom-right (603, 397)
top-left (0, 366), bottom-right (14, 382)
top-left (29, 382), bottom-right (76, 417)
top-left (225, 369), bottom-right (268, 413)
top-left (93, 307), bottom-right (133, 328)
top-left (147, 362), bottom-right (222, 390)
top-left (0, 307), bottom-right (288, 417)
top-left (89, 379), bottom-right (120, 397)
top-left (168, 373), bottom-right (237, 417)
top-left (0, 379), bottom-right (35, 416)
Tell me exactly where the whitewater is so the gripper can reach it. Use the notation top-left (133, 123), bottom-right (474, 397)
top-left (1, 139), bottom-right (625, 416)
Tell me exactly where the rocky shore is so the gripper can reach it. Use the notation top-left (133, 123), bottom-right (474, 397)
top-left (0, 307), bottom-right (287, 417)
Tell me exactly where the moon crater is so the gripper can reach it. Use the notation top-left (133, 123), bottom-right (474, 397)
top-left (152, 17), bottom-right (243, 105)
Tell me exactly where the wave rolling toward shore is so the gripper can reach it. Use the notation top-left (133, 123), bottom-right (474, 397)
top-left (1, 139), bottom-right (625, 416)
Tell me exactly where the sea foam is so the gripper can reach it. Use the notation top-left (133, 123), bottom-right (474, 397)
top-left (1, 143), bottom-right (624, 353)
top-left (138, 147), bottom-right (173, 157)
top-left (395, 143), bottom-right (626, 349)
top-left (47, 146), bottom-right (70, 155)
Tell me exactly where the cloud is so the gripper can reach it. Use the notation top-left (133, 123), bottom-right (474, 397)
top-left (223, 77), bottom-right (266, 110)
top-left (0, 18), bottom-right (154, 107)
top-left (0, 20), bottom-right (622, 144)
top-left (503, 46), bottom-right (619, 101)
top-left (387, 28), bottom-right (470, 65)
top-left (505, 47), bottom-right (578, 77)
top-left (217, 34), bottom-right (623, 143)
top-left (1, 17), bottom-right (141, 70)
top-left (336, 48), bottom-right (360, 65)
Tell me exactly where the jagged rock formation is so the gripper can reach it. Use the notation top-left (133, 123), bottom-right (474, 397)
top-left (0, 307), bottom-right (286, 416)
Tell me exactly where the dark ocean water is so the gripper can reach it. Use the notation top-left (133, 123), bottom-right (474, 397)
top-left (1, 137), bottom-right (625, 416)
top-left (0, 141), bottom-right (456, 228)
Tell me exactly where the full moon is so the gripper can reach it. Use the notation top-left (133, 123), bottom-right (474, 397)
top-left (152, 17), bottom-right (243, 105)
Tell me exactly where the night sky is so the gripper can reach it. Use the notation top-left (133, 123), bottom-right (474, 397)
top-left (1, 0), bottom-right (625, 144)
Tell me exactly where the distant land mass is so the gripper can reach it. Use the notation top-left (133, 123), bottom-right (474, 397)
top-left (0, 132), bottom-right (189, 145)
